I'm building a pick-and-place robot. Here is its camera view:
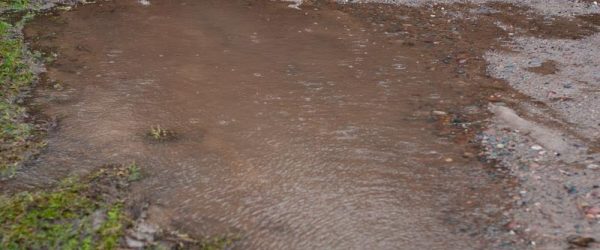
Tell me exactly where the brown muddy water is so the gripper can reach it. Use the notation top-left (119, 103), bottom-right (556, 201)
top-left (16, 0), bottom-right (513, 249)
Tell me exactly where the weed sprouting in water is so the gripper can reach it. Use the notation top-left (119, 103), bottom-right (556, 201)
top-left (147, 125), bottom-right (175, 142)
top-left (127, 161), bottom-right (141, 182)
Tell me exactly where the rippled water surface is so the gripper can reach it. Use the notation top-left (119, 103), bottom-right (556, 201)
top-left (20, 0), bottom-right (509, 249)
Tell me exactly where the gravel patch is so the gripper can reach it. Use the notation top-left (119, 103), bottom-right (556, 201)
top-left (344, 0), bottom-right (600, 16)
top-left (480, 105), bottom-right (600, 249)
top-left (485, 34), bottom-right (600, 140)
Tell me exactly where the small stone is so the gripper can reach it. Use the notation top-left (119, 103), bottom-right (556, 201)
top-left (585, 206), bottom-right (600, 219)
top-left (444, 158), bottom-right (453, 162)
top-left (531, 145), bottom-right (543, 151)
top-left (565, 185), bottom-right (578, 195)
top-left (496, 143), bottom-right (505, 149)
top-left (567, 235), bottom-right (596, 247)
top-left (126, 237), bottom-right (145, 248)
top-left (504, 220), bottom-right (520, 230)
top-left (432, 110), bottom-right (447, 116)
top-left (587, 164), bottom-right (599, 169)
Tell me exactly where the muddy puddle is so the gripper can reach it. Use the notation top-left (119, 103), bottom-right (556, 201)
top-left (14, 0), bottom-right (514, 248)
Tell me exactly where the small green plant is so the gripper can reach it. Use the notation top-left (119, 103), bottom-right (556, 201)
top-left (147, 125), bottom-right (174, 141)
top-left (127, 162), bottom-right (141, 182)
top-left (0, 0), bottom-right (30, 12)
top-left (200, 236), bottom-right (237, 250)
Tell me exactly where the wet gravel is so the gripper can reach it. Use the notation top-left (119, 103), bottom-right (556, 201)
top-left (486, 34), bottom-right (600, 141)
top-left (348, 0), bottom-right (600, 16)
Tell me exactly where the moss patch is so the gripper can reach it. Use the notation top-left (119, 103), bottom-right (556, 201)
top-left (0, 166), bottom-right (133, 249)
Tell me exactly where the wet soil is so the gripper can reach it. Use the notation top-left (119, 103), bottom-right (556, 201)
top-left (3, 0), bottom-right (534, 248)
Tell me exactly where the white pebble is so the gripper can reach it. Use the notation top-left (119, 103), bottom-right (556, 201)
top-left (531, 145), bottom-right (543, 151)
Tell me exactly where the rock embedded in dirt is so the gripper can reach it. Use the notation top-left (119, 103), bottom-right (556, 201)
top-left (432, 110), bottom-right (448, 116)
top-left (587, 164), bottom-right (599, 170)
top-left (567, 235), bottom-right (596, 248)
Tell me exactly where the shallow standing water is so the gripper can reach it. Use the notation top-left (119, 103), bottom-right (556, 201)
top-left (19, 0), bottom-right (510, 249)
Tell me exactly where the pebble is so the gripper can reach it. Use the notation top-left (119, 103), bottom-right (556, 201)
top-left (126, 237), bottom-right (145, 248)
top-left (587, 164), bottom-right (599, 169)
top-left (432, 110), bottom-right (447, 116)
top-left (444, 158), bottom-right (453, 162)
top-left (496, 143), bottom-right (505, 149)
top-left (567, 235), bottom-right (596, 247)
top-left (531, 145), bottom-right (543, 151)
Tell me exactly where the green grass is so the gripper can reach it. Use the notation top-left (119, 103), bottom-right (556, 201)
top-left (0, 164), bottom-right (237, 250)
top-left (0, 0), bottom-right (31, 12)
top-left (0, 175), bottom-right (127, 249)
top-left (0, 4), bottom-right (39, 178)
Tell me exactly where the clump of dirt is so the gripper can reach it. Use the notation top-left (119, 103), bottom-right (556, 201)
top-left (526, 60), bottom-right (558, 76)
